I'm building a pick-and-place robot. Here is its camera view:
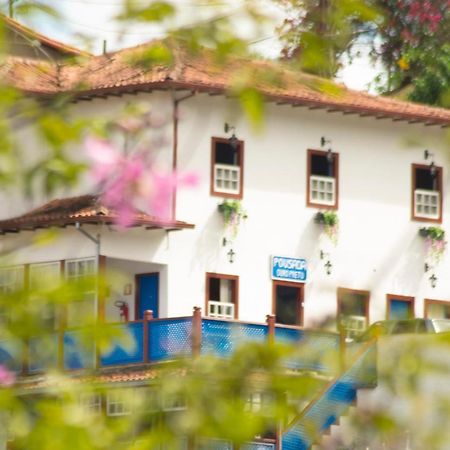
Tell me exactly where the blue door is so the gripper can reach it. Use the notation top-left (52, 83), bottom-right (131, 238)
top-left (137, 273), bottom-right (159, 319)
top-left (388, 298), bottom-right (412, 320)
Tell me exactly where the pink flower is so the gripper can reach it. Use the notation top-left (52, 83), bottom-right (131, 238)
top-left (0, 365), bottom-right (15, 387)
top-left (85, 137), bottom-right (198, 228)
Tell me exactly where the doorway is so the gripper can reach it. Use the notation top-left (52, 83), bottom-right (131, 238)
top-left (135, 273), bottom-right (159, 319)
top-left (272, 281), bottom-right (304, 326)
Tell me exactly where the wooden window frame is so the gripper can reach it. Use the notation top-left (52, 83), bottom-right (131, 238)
top-left (424, 298), bottom-right (450, 318)
top-left (386, 294), bottom-right (415, 320)
top-left (337, 287), bottom-right (370, 325)
top-left (272, 280), bottom-right (304, 326)
top-left (306, 149), bottom-right (339, 209)
top-left (205, 272), bottom-right (239, 320)
top-left (210, 137), bottom-right (244, 199)
top-left (411, 163), bottom-right (443, 223)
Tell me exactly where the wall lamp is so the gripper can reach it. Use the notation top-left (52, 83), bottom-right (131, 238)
top-left (429, 273), bottom-right (437, 289)
top-left (227, 248), bottom-right (236, 264)
top-left (424, 149), bottom-right (436, 177)
top-left (320, 250), bottom-right (332, 275)
top-left (224, 123), bottom-right (238, 149)
top-left (320, 136), bottom-right (333, 163)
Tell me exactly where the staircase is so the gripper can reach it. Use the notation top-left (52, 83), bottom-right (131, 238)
top-left (281, 341), bottom-right (377, 450)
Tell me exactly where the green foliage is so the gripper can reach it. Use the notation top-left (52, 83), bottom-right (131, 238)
top-left (315, 210), bottom-right (338, 227)
top-left (419, 226), bottom-right (445, 241)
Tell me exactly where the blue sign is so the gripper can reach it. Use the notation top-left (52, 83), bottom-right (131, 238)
top-left (271, 256), bottom-right (307, 282)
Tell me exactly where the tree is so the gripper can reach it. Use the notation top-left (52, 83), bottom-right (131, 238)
top-left (276, 0), bottom-right (450, 107)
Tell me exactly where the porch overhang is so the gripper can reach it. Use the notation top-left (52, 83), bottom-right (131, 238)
top-left (0, 195), bottom-right (194, 234)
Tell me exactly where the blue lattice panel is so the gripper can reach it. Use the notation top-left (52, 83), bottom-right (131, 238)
top-left (0, 339), bottom-right (22, 372)
top-left (63, 329), bottom-right (95, 370)
top-left (274, 327), bottom-right (303, 344)
top-left (202, 320), bottom-right (268, 357)
top-left (100, 322), bottom-right (144, 367)
top-left (148, 318), bottom-right (193, 362)
top-left (282, 343), bottom-right (377, 450)
top-left (28, 333), bottom-right (58, 373)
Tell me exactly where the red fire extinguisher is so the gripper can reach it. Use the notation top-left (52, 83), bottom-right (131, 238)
top-left (114, 300), bottom-right (129, 322)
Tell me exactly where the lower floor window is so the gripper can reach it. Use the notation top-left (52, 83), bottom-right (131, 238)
top-left (106, 390), bottom-right (132, 416)
top-left (337, 288), bottom-right (369, 339)
top-left (387, 295), bottom-right (414, 320)
top-left (206, 273), bottom-right (238, 319)
top-left (425, 299), bottom-right (450, 319)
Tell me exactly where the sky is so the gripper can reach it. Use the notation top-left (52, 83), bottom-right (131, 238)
top-left (5, 0), bottom-right (380, 92)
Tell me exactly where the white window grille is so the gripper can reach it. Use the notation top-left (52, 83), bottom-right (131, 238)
top-left (106, 391), bottom-right (132, 416)
top-left (342, 315), bottom-right (366, 340)
top-left (208, 301), bottom-right (235, 319)
top-left (414, 189), bottom-right (440, 219)
top-left (214, 163), bottom-right (240, 195)
top-left (79, 393), bottom-right (102, 414)
top-left (309, 175), bottom-right (335, 206)
top-left (29, 262), bottom-right (60, 290)
top-left (66, 258), bottom-right (96, 279)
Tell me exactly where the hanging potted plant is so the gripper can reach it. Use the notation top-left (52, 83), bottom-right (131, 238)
top-left (315, 210), bottom-right (339, 245)
top-left (419, 226), bottom-right (447, 266)
top-left (218, 200), bottom-right (248, 239)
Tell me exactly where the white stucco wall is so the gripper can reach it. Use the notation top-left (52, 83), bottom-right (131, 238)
top-left (1, 90), bottom-right (449, 328)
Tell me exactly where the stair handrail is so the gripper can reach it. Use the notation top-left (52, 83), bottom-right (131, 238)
top-left (283, 338), bottom-right (377, 433)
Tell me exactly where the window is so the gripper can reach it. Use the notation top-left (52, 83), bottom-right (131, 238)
top-left (412, 164), bottom-right (442, 222)
top-left (29, 262), bottom-right (61, 329)
top-left (0, 266), bottom-right (24, 323)
top-left (424, 299), bottom-right (450, 319)
top-left (205, 273), bottom-right (238, 319)
top-left (211, 137), bottom-right (244, 198)
top-left (273, 281), bottom-right (303, 326)
top-left (307, 149), bottom-right (339, 208)
top-left (65, 258), bottom-right (96, 328)
top-left (79, 392), bottom-right (102, 415)
top-left (106, 390), bottom-right (132, 416)
top-left (337, 288), bottom-right (369, 339)
top-left (387, 295), bottom-right (414, 320)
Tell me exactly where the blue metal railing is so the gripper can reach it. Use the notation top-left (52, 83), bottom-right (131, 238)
top-left (0, 314), bottom-right (345, 375)
top-left (282, 341), bottom-right (377, 450)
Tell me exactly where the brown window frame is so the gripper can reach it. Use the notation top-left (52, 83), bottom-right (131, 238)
top-left (205, 272), bottom-right (239, 319)
top-left (424, 298), bottom-right (450, 318)
top-left (306, 149), bottom-right (339, 209)
top-left (411, 163), bottom-right (443, 223)
top-left (337, 287), bottom-right (370, 326)
top-left (386, 294), bottom-right (415, 320)
top-left (272, 280), bottom-right (304, 326)
top-left (210, 137), bottom-right (244, 199)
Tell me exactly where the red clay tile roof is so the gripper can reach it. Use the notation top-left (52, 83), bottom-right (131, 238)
top-left (1, 14), bottom-right (90, 57)
top-left (4, 40), bottom-right (450, 126)
top-left (0, 194), bottom-right (194, 233)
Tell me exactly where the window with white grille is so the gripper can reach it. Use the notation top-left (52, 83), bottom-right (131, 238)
top-left (80, 393), bottom-right (102, 414)
top-left (338, 288), bottom-right (369, 339)
top-left (106, 391), bottom-right (131, 416)
top-left (206, 274), bottom-right (238, 320)
top-left (211, 138), bottom-right (243, 198)
top-left (214, 164), bottom-right (240, 195)
top-left (309, 175), bottom-right (335, 206)
top-left (307, 150), bottom-right (338, 208)
top-left (413, 164), bottom-right (442, 221)
top-left (65, 258), bottom-right (96, 328)
top-left (414, 189), bottom-right (440, 219)
top-left (0, 266), bottom-right (24, 294)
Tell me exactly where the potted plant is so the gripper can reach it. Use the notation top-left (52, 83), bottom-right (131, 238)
top-left (218, 200), bottom-right (248, 239)
top-left (315, 210), bottom-right (339, 245)
top-left (419, 226), bottom-right (447, 265)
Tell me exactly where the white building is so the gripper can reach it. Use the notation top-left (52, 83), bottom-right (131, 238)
top-left (1, 18), bottom-right (450, 449)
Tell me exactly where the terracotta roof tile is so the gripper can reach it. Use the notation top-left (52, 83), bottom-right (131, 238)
top-left (5, 40), bottom-right (450, 126)
top-left (0, 194), bottom-right (194, 233)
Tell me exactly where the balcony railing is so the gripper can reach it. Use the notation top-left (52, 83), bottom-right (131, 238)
top-left (208, 301), bottom-right (235, 319)
top-left (0, 309), bottom-right (342, 376)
